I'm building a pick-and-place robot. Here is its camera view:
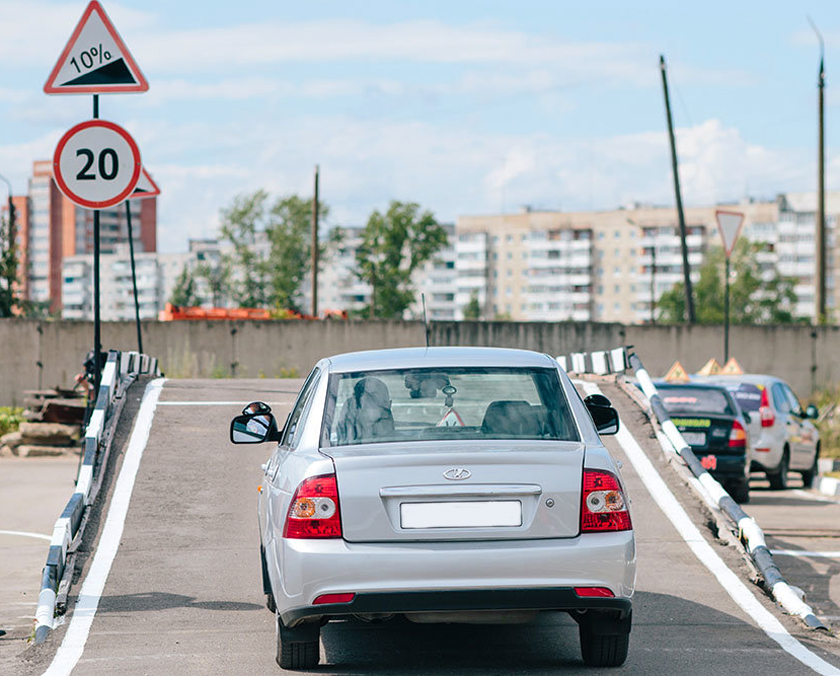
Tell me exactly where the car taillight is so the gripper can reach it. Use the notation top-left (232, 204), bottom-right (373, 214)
top-left (283, 474), bottom-right (342, 539)
top-left (574, 587), bottom-right (615, 598)
top-left (759, 387), bottom-right (775, 428)
top-left (581, 469), bottom-right (631, 533)
top-left (729, 420), bottom-right (747, 449)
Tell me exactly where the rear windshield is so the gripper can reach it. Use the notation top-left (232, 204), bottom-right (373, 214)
top-left (323, 367), bottom-right (579, 446)
top-left (714, 382), bottom-right (762, 412)
top-left (660, 387), bottom-right (736, 416)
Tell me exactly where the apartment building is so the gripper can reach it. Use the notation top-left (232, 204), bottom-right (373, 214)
top-left (62, 245), bottom-right (190, 321)
top-left (456, 194), bottom-right (840, 323)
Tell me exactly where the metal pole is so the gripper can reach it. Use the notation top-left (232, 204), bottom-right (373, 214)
top-left (660, 55), bottom-right (696, 324)
top-left (92, 94), bottom-right (101, 395)
top-left (311, 165), bottom-right (319, 317)
top-left (724, 256), bottom-right (730, 363)
top-left (650, 238), bottom-right (656, 324)
top-left (125, 201), bottom-right (143, 353)
top-left (809, 17), bottom-right (826, 323)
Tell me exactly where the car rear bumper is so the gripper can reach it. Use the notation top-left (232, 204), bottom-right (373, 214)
top-left (694, 451), bottom-right (747, 481)
top-left (280, 587), bottom-right (632, 627)
top-left (270, 530), bottom-right (635, 625)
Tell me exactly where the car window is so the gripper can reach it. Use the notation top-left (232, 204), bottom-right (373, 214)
top-left (322, 366), bottom-right (579, 446)
top-left (772, 383), bottom-right (790, 414)
top-left (715, 382), bottom-right (762, 412)
top-left (783, 385), bottom-right (803, 416)
top-left (282, 369), bottom-right (321, 447)
top-left (660, 387), bottom-right (736, 416)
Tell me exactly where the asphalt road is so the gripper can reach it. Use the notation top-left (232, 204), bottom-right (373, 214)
top-left (9, 376), bottom-right (840, 674)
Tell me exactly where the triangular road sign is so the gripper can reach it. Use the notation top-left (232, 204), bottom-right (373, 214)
top-left (44, 1), bottom-right (148, 94)
top-left (664, 361), bottom-right (690, 383)
top-left (131, 167), bottom-right (160, 199)
top-left (715, 210), bottom-right (744, 258)
top-left (697, 358), bottom-right (722, 376)
top-left (721, 358), bottom-right (744, 375)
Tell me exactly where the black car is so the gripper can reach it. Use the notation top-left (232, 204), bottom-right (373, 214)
top-left (654, 382), bottom-right (751, 503)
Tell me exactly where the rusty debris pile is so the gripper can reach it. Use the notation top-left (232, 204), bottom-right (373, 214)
top-left (0, 388), bottom-right (86, 457)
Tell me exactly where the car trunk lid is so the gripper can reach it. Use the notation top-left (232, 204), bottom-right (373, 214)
top-left (322, 440), bottom-right (585, 542)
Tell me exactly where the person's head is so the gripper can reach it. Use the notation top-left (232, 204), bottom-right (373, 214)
top-left (354, 377), bottom-right (391, 422)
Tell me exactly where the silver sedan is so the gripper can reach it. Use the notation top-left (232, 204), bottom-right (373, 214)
top-left (230, 347), bottom-right (636, 670)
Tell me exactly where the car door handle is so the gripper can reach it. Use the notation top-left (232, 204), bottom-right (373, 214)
top-left (261, 463), bottom-right (268, 472)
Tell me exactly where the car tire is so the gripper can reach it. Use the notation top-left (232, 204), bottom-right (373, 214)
top-left (730, 479), bottom-right (750, 504)
top-left (276, 618), bottom-right (320, 670)
top-left (801, 445), bottom-right (820, 489)
top-left (579, 627), bottom-right (629, 667)
top-left (767, 449), bottom-right (790, 490)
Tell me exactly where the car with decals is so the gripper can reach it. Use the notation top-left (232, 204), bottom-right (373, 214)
top-left (653, 381), bottom-right (751, 503)
top-left (698, 375), bottom-right (820, 489)
top-left (230, 347), bottom-right (636, 670)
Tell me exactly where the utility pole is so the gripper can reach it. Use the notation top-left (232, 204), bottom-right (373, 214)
top-left (650, 238), bottom-right (657, 324)
top-left (311, 164), bottom-right (319, 318)
top-left (660, 55), bottom-right (696, 324)
top-left (810, 18), bottom-right (827, 323)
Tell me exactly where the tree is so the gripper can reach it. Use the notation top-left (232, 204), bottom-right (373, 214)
top-left (217, 191), bottom-right (328, 311)
top-left (0, 205), bottom-right (20, 317)
top-left (462, 291), bottom-right (481, 320)
top-left (170, 264), bottom-right (202, 307)
top-left (355, 201), bottom-right (448, 319)
top-left (658, 240), bottom-right (802, 324)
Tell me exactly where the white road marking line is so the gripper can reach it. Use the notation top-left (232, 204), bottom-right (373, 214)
top-left (157, 400), bottom-right (293, 406)
top-left (581, 382), bottom-right (840, 676)
top-left (0, 529), bottom-right (51, 541)
top-left (42, 378), bottom-right (166, 676)
top-left (771, 550), bottom-right (840, 559)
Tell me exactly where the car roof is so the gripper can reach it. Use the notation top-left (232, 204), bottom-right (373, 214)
top-left (325, 347), bottom-right (557, 373)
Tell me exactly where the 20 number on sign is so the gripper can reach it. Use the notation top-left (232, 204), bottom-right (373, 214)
top-left (76, 148), bottom-right (119, 181)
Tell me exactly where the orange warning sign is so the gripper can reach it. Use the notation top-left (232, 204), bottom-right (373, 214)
top-left (721, 358), bottom-right (744, 375)
top-left (697, 358), bottom-right (722, 376)
top-left (664, 361), bottom-right (690, 383)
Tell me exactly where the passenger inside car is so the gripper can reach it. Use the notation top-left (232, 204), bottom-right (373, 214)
top-left (336, 377), bottom-right (395, 443)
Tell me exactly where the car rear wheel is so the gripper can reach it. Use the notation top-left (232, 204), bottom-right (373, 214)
top-left (579, 627), bottom-right (629, 667)
top-left (767, 449), bottom-right (790, 490)
top-left (276, 617), bottom-right (320, 670)
top-left (801, 445), bottom-right (820, 488)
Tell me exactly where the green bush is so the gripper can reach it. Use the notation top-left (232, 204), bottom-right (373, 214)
top-left (0, 407), bottom-right (25, 437)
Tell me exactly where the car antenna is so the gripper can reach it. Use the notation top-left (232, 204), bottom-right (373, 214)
top-left (422, 293), bottom-right (431, 347)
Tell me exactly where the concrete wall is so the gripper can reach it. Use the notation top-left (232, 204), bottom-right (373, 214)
top-left (0, 318), bottom-right (837, 406)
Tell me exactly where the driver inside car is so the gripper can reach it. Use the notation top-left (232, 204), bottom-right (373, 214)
top-left (337, 377), bottom-right (395, 443)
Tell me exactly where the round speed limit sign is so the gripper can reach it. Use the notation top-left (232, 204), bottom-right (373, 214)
top-left (53, 119), bottom-right (141, 209)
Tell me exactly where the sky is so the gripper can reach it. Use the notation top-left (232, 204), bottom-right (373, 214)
top-left (1, 0), bottom-right (840, 252)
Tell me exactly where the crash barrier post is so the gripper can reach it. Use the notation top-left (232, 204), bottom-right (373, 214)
top-left (33, 350), bottom-right (161, 644)
top-left (557, 346), bottom-right (827, 631)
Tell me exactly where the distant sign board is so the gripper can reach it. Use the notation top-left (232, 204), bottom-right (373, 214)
top-left (53, 119), bottom-right (142, 209)
top-left (715, 210), bottom-right (745, 258)
top-left (44, 0), bottom-right (148, 94)
top-left (131, 167), bottom-right (161, 199)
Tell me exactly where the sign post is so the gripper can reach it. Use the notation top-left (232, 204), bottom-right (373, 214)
top-left (45, 0), bottom-right (149, 396)
top-left (715, 210), bottom-right (745, 363)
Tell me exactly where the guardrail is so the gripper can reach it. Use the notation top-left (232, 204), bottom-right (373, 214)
top-left (558, 346), bottom-right (827, 631)
top-left (34, 350), bottom-right (161, 644)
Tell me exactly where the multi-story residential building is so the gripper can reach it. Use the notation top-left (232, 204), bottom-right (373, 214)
top-left (456, 193), bottom-right (840, 324)
top-left (21, 160), bottom-right (157, 313)
top-left (62, 245), bottom-right (191, 321)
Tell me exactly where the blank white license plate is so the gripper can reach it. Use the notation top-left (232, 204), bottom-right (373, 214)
top-left (400, 501), bottom-right (522, 529)
top-left (682, 432), bottom-right (706, 446)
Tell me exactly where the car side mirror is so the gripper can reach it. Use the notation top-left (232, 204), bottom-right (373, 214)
top-left (806, 404), bottom-right (819, 420)
top-left (584, 394), bottom-right (620, 435)
top-left (230, 411), bottom-right (281, 444)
